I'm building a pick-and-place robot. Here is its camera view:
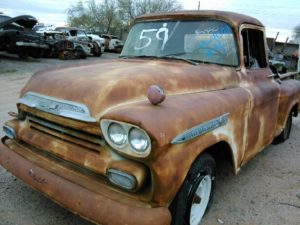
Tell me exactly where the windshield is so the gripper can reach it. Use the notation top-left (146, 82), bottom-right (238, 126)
top-left (121, 20), bottom-right (238, 66)
top-left (77, 30), bottom-right (87, 37)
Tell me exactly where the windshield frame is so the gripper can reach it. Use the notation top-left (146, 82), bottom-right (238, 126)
top-left (121, 18), bottom-right (240, 67)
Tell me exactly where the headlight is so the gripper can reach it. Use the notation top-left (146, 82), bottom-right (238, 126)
top-left (129, 128), bottom-right (149, 152)
top-left (108, 123), bottom-right (127, 145)
top-left (100, 119), bottom-right (151, 158)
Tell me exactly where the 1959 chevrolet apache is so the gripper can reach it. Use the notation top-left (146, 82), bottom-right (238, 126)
top-left (1, 10), bottom-right (300, 225)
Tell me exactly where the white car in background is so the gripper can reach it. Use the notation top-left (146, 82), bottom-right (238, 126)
top-left (100, 34), bottom-right (124, 53)
top-left (87, 34), bottom-right (105, 53)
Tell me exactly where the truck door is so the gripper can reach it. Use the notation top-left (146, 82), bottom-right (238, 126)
top-left (240, 26), bottom-right (280, 164)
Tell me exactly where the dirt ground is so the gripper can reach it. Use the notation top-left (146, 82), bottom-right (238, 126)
top-left (0, 53), bottom-right (299, 225)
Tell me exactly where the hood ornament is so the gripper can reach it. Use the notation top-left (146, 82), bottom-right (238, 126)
top-left (147, 85), bottom-right (166, 105)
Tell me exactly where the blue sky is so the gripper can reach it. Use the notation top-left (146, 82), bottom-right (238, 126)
top-left (1, 0), bottom-right (299, 42)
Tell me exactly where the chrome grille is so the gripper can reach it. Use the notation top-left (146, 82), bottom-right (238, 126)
top-left (27, 115), bottom-right (104, 153)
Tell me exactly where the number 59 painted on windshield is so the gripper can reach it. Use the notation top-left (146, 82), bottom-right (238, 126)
top-left (135, 23), bottom-right (169, 51)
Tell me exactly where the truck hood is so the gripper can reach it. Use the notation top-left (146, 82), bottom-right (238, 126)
top-left (21, 59), bottom-right (238, 119)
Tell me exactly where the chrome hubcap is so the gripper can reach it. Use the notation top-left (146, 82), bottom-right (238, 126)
top-left (189, 175), bottom-right (212, 225)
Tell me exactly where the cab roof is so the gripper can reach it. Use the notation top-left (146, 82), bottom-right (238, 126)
top-left (135, 10), bottom-right (264, 27)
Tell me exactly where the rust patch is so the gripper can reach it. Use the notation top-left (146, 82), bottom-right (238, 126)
top-left (28, 169), bottom-right (47, 184)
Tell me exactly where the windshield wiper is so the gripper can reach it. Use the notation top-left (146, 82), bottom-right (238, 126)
top-left (119, 55), bottom-right (130, 59)
top-left (159, 55), bottom-right (199, 65)
top-left (119, 54), bottom-right (199, 65)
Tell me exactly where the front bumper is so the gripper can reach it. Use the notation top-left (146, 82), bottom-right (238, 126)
top-left (0, 137), bottom-right (171, 225)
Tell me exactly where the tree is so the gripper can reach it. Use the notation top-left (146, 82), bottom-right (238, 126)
top-left (67, 1), bottom-right (92, 28)
top-left (118, 0), bottom-right (135, 25)
top-left (137, 0), bottom-right (182, 15)
top-left (292, 24), bottom-right (300, 42)
top-left (118, 0), bottom-right (182, 27)
top-left (67, 0), bottom-right (119, 33)
top-left (67, 0), bottom-right (182, 35)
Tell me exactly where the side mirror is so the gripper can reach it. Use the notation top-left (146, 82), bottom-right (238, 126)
top-left (270, 63), bottom-right (287, 74)
top-left (270, 64), bottom-right (278, 74)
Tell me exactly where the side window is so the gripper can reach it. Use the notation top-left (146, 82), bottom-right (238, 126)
top-left (242, 28), bottom-right (267, 69)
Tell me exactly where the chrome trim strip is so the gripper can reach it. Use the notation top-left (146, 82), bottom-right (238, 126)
top-left (171, 113), bottom-right (230, 144)
top-left (18, 92), bottom-right (96, 122)
top-left (16, 41), bottom-right (49, 49)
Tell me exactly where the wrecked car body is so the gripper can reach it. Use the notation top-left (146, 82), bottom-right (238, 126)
top-left (40, 31), bottom-right (86, 60)
top-left (1, 10), bottom-right (300, 225)
top-left (0, 15), bottom-right (49, 58)
top-left (100, 34), bottom-right (124, 52)
top-left (87, 33), bottom-right (105, 54)
top-left (55, 27), bottom-right (101, 57)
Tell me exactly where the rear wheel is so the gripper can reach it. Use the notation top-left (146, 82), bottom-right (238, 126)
top-left (273, 112), bottom-right (292, 144)
top-left (170, 153), bottom-right (216, 225)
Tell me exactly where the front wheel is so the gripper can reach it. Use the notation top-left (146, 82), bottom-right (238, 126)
top-left (170, 153), bottom-right (216, 225)
top-left (92, 41), bottom-right (101, 56)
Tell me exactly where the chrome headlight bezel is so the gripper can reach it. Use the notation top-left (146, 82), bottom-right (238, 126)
top-left (100, 119), bottom-right (151, 158)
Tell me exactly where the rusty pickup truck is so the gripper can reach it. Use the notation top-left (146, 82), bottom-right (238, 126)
top-left (1, 10), bottom-right (300, 225)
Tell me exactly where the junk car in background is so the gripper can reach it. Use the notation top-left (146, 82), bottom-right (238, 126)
top-left (37, 31), bottom-right (86, 60)
top-left (0, 15), bottom-right (49, 58)
top-left (86, 33), bottom-right (105, 54)
top-left (55, 27), bottom-right (102, 57)
top-left (100, 34), bottom-right (124, 53)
